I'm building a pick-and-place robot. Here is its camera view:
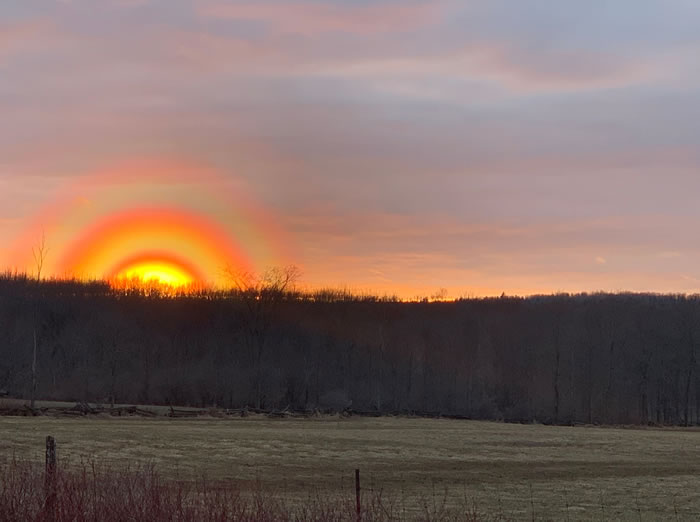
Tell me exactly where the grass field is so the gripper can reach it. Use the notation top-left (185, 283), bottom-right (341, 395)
top-left (1, 415), bottom-right (699, 520)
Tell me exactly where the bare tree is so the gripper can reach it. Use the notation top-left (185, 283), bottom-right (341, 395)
top-left (226, 265), bottom-right (301, 408)
top-left (29, 232), bottom-right (50, 409)
top-left (552, 309), bottom-right (562, 423)
top-left (32, 231), bottom-right (49, 281)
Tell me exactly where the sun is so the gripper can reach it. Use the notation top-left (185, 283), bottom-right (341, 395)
top-left (117, 261), bottom-right (194, 288)
top-left (108, 252), bottom-right (206, 291)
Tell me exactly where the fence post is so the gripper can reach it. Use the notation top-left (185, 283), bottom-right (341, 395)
top-left (355, 468), bottom-right (361, 522)
top-left (45, 436), bottom-right (57, 518)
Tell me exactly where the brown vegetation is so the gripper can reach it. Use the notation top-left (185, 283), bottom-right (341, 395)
top-left (0, 457), bottom-right (488, 522)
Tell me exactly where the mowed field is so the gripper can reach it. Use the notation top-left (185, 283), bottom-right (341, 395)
top-left (1, 415), bottom-right (700, 521)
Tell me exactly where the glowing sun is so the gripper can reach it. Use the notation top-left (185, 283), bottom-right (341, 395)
top-left (109, 252), bottom-right (205, 290)
top-left (116, 263), bottom-right (193, 288)
top-left (121, 266), bottom-right (190, 287)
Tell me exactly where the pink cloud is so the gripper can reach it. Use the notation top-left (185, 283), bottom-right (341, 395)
top-left (162, 29), bottom-right (293, 72)
top-left (198, 1), bottom-right (447, 35)
top-left (468, 44), bottom-right (664, 92)
top-left (0, 19), bottom-right (52, 62)
top-left (311, 42), bottom-right (663, 96)
top-left (0, 5), bottom-right (664, 98)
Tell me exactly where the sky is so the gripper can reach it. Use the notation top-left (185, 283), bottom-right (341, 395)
top-left (2, 0), bottom-right (700, 298)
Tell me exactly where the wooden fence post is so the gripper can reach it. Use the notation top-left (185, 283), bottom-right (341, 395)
top-left (45, 436), bottom-right (57, 518)
top-left (355, 468), bottom-right (361, 522)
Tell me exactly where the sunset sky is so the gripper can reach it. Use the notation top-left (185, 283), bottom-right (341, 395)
top-left (2, 1), bottom-right (700, 297)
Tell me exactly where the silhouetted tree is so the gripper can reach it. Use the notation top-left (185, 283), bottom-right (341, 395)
top-left (226, 265), bottom-right (301, 409)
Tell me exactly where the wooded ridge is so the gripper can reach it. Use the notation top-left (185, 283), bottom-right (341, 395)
top-left (1, 274), bottom-right (699, 425)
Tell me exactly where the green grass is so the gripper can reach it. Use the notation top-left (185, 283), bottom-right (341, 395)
top-left (1, 415), bottom-right (699, 520)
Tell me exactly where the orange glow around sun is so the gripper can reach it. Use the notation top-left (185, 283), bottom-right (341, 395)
top-left (4, 159), bottom-right (294, 292)
top-left (108, 252), bottom-right (206, 290)
top-left (59, 207), bottom-right (253, 288)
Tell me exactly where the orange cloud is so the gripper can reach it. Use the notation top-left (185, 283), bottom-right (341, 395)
top-left (285, 210), bottom-right (700, 298)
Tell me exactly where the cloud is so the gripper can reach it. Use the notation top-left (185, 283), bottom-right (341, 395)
top-left (0, 19), bottom-right (52, 62)
top-left (112, 0), bottom-right (152, 6)
top-left (189, 6), bottom-right (667, 94)
top-left (0, 1), bottom-right (683, 101)
top-left (190, 2), bottom-right (673, 99)
top-left (197, 1), bottom-right (447, 35)
top-left (287, 210), bottom-right (700, 296)
top-left (309, 48), bottom-right (660, 98)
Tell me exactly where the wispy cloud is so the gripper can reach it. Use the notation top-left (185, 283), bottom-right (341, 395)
top-left (0, 18), bottom-right (52, 62)
top-left (198, 1), bottom-right (447, 35)
top-left (309, 46), bottom-right (661, 98)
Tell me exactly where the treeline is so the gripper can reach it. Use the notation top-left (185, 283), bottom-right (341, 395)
top-left (2, 274), bottom-right (700, 425)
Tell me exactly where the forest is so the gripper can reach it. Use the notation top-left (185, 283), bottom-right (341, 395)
top-left (1, 273), bottom-right (699, 426)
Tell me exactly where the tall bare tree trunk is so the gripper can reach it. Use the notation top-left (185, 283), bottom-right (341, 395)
top-left (604, 340), bottom-right (616, 423)
top-left (30, 328), bottom-right (37, 409)
top-left (553, 321), bottom-right (561, 423)
top-left (406, 350), bottom-right (413, 410)
top-left (684, 330), bottom-right (695, 426)
top-left (255, 341), bottom-right (263, 410)
top-left (587, 342), bottom-right (594, 424)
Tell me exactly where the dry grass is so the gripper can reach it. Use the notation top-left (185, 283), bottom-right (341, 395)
top-left (0, 459), bottom-right (488, 522)
top-left (1, 416), bottom-right (700, 520)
